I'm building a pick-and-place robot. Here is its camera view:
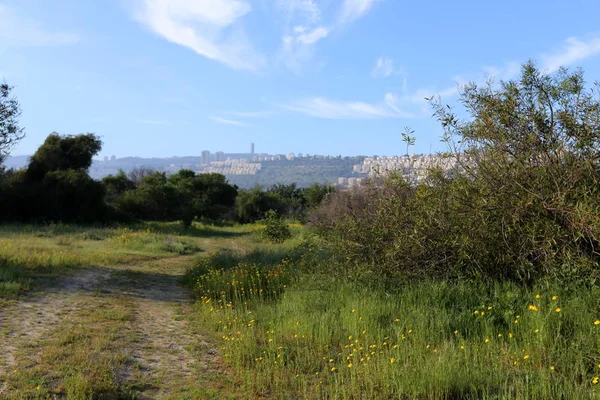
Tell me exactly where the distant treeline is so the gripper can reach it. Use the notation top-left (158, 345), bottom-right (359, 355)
top-left (0, 133), bottom-right (335, 225)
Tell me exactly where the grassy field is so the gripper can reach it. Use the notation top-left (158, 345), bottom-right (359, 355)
top-left (0, 222), bottom-right (265, 399)
top-left (185, 241), bottom-right (600, 399)
top-left (2, 222), bottom-right (600, 399)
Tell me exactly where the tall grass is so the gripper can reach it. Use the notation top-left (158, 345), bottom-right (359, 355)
top-left (187, 248), bottom-right (600, 399)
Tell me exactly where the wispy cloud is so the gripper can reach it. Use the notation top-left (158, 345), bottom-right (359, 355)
top-left (133, 0), bottom-right (265, 71)
top-left (541, 36), bottom-right (600, 73)
top-left (338, 0), bottom-right (381, 25)
top-left (277, 0), bottom-right (321, 24)
top-left (0, 4), bottom-right (80, 47)
top-left (228, 110), bottom-right (274, 118)
top-left (371, 57), bottom-right (403, 78)
top-left (282, 93), bottom-right (412, 120)
top-left (277, 0), bottom-right (380, 73)
top-left (209, 116), bottom-right (249, 126)
top-left (275, 0), bottom-right (329, 73)
top-left (296, 26), bottom-right (329, 45)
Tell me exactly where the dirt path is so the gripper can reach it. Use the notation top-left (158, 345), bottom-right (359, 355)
top-left (0, 268), bottom-right (111, 377)
top-left (0, 257), bottom-right (228, 399)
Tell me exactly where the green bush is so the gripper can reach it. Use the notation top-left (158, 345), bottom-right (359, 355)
top-left (310, 62), bottom-right (600, 284)
top-left (262, 210), bottom-right (292, 244)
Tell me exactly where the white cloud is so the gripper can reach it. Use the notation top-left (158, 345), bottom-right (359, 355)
top-left (541, 36), bottom-right (600, 73)
top-left (278, 26), bottom-right (329, 73)
top-left (372, 57), bottom-right (402, 78)
top-left (296, 26), bottom-right (329, 45)
top-left (0, 4), bottom-right (80, 47)
top-left (338, 0), bottom-right (380, 25)
top-left (228, 110), bottom-right (274, 118)
top-left (278, 0), bottom-right (321, 24)
top-left (209, 116), bottom-right (249, 126)
top-left (283, 94), bottom-right (412, 120)
top-left (133, 0), bottom-right (265, 71)
top-left (384, 92), bottom-right (402, 112)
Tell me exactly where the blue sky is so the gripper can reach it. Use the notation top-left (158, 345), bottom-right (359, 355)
top-left (2, 0), bottom-right (600, 158)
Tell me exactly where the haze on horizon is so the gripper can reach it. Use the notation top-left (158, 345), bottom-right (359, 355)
top-left (2, 0), bottom-right (600, 159)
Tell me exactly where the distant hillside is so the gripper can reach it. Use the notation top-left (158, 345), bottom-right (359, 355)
top-left (227, 156), bottom-right (366, 188)
top-left (3, 154), bottom-right (369, 188)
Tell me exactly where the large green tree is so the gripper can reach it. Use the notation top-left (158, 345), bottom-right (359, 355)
top-left (1, 133), bottom-right (107, 222)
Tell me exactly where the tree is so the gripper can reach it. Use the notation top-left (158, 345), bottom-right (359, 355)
top-left (27, 133), bottom-right (102, 180)
top-left (235, 187), bottom-right (282, 223)
top-left (303, 183), bottom-right (336, 209)
top-left (105, 170), bottom-right (238, 225)
top-left (17, 133), bottom-right (107, 222)
top-left (0, 83), bottom-right (25, 163)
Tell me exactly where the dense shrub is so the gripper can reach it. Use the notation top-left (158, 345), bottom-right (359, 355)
top-left (262, 210), bottom-right (292, 244)
top-left (310, 63), bottom-right (600, 284)
top-left (235, 187), bottom-right (283, 223)
top-left (103, 169), bottom-right (238, 225)
top-left (0, 133), bottom-right (109, 222)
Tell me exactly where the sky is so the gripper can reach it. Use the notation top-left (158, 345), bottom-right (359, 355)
top-left (1, 0), bottom-right (600, 158)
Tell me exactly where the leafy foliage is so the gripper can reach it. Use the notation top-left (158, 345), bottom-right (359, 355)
top-left (105, 169), bottom-right (238, 226)
top-left (0, 133), bottom-right (107, 222)
top-left (262, 210), bottom-right (292, 244)
top-left (311, 63), bottom-right (600, 283)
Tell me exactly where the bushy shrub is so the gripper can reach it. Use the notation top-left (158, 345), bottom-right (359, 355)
top-left (310, 63), bottom-right (600, 284)
top-left (262, 210), bottom-right (292, 244)
top-left (235, 187), bottom-right (283, 223)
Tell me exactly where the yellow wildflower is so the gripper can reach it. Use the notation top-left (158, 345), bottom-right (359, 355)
top-left (555, 308), bottom-right (561, 313)
top-left (528, 305), bottom-right (539, 312)
top-left (552, 295), bottom-right (558, 301)
top-left (535, 294), bottom-right (541, 299)
top-left (390, 357), bottom-right (396, 363)
top-left (594, 320), bottom-right (600, 325)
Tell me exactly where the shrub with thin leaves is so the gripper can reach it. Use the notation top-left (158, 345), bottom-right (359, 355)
top-left (262, 210), bottom-right (292, 244)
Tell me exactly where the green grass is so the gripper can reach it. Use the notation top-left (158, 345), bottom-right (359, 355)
top-left (0, 221), bottom-right (258, 399)
top-left (2, 294), bottom-right (140, 399)
top-left (0, 221), bottom-right (246, 300)
top-left (6, 221), bottom-right (600, 398)
top-left (186, 245), bottom-right (600, 399)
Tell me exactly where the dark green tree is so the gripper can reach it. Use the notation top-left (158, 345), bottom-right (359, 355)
top-left (2, 132), bottom-right (107, 222)
top-left (235, 187), bottom-right (283, 223)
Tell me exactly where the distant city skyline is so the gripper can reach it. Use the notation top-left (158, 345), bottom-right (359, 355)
top-left (2, 0), bottom-right (600, 158)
